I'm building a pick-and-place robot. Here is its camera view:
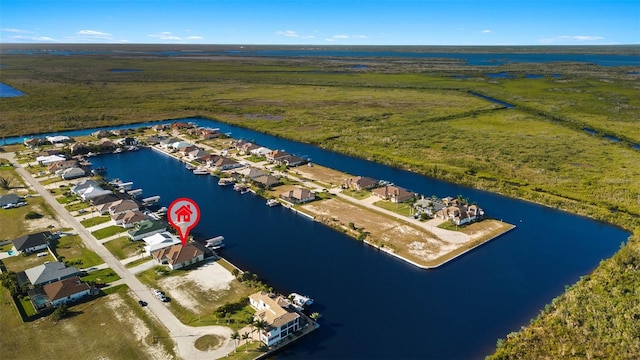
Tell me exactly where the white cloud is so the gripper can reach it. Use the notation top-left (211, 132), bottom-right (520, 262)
top-left (2, 28), bottom-right (31, 34)
top-left (333, 34), bottom-right (350, 39)
top-left (147, 32), bottom-right (204, 41)
top-left (76, 29), bottom-right (112, 39)
top-left (481, 29), bottom-right (492, 33)
top-left (6, 35), bottom-right (57, 42)
top-left (275, 30), bottom-right (315, 39)
top-left (539, 35), bottom-right (605, 44)
top-left (325, 34), bottom-right (368, 42)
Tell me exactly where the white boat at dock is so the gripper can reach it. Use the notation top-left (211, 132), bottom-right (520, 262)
top-left (142, 195), bottom-right (160, 205)
top-left (205, 236), bottom-right (225, 249)
top-left (185, 163), bottom-right (196, 170)
top-left (289, 293), bottom-right (314, 308)
top-left (233, 183), bottom-right (247, 191)
top-left (193, 167), bottom-right (209, 175)
top-left (266, 199), bottom-right (279, 207)
top-left (240, 187), bottom-right (251, 194)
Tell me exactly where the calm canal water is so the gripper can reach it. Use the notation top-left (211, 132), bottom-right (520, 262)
top-left (86, 119), bottom-right (629, 359)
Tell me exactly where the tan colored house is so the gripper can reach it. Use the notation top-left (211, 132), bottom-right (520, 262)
top-left (112, 210), bottom-right (149, 228)
top-left (372, 185), bottom-right (414, 203)
top-left (108, 199), bottom-right (140, 216)
top-left (343, 176), bottom-right (379, 191)
top-left (249, 291), bottom-right (301, 347)
top-left (48, 160), bottom-right (78, 174)
top-left (43, 276), bottom-right (91, 308)
top-left (280, 187), bottom-right (315, 204)
top-left (151, 242), bottom-right (206, 270)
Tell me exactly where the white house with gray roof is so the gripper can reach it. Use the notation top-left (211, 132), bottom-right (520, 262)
top-left (22, 262), bottom-right (80, 287)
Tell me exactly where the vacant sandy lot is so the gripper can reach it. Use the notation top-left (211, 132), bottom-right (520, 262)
top-left (158, 260), bottom-right (235, 313)
top-left (291, 164), bottom-right (351, 188)
top-left (302, 198), bottom-right (513, 266)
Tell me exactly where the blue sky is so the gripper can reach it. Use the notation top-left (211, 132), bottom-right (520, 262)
top-left (1, 0), bottom-right (638, 45)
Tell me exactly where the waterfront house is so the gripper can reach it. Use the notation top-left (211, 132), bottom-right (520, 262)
top-left (24, 137), bottom-right (48, 149)
top-left (78, 185), bottom-right (112, 201)
top-left (210, 156), bottom-right (242, 171)
top-left (20, 261), bottom-right (80, 287)
top-left (151, 242), bottom-right (206, 270)
top-left (414, 197), bottom-right (446, 217)
top-left (200, 128), bottom-right (220, 140)
top-left (253, 175), bottom-right (281, 189)
top-left (38, 149), bottom-right (65, 157)
top-left (92, 130), bottom-right (111, 139)
top-left (152, 124), bottom-right (170, 132)
top-left (249, 291), bottom-right (301, 347)
top-left (99, 139), bottom-right (118, 151)
top-left (280, 187), bottom-right (315, 204)
top-left (112, 210), bottom-right (148, 228)
top-left (235, 167), bottom-right (268, 180)
top-left (187, 149), bottom-right (210, 161)
top-left (46, 135), bottom-right (72, 144)
top-left (116, 137), bottom-right (139, 146)
top-left (250, 147), bottom-right (272, 157)
top-left (0, 193), bottom-right (21, 207)
top-left (142, 231), bottom-right (181, 255)
top-left (436, 204), bottom-right (484, 225)
top-left (172, 122), bottom-right (191, 129)
top-left (70, 143), bottom-right (91, 155)
top-left (178, 145), bottom-right (199, 156)
top-left (372, 185), bottom-right (414, 203)
top-left (266, 150), bottom-right (291, 164)
top-left (90, 193), bottom-right (120, 207)
top-left (108, 199), bottom-right (140, 216)
top-left (111, 129), bottom-right (131, 137)
top-left (239, 142), bottom-right (260, 155)
top-left (61, 167), bottom-right (86, 180)
top-left (145, 135), bottom-right (164, 145)
top-left (48, 159), bottom-right (77, 174)
top-left (43, 276), bottom-right (92, 308)
top-left (158, 137), bottom-right (181, 149)
top-left (128, 219), bottom-right (167, 241)
top-left (284, 155), bottom-right (307, 167)
top-left (344, 176), bottom-right (379, 191)
top-left (11, 231), bottom-right (52, 254)
top-left (70, 179), bottom-right (99, 195)
top-left (36, 154), bottom-right (67, 165)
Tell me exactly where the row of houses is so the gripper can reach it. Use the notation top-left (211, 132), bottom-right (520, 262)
top-left (231, 139), bottom-right (308, 167)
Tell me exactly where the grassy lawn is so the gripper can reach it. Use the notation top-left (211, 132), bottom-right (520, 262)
top-left (0, 285), bottom-right (175, 359)
top-left (65, 201), bottom-right (91, 212)
top-left (245, 155), bottom-right (266, 162)
top-left (103, 236), bottom-right (145, 260)
top-left (18, 295), bottom-right (37, 317)
top-left (2, 252), bottom-right (55, 272)
top-left (92, 225), bottom-right (127, 240)
top-left (341, 189), bottom-right (373, 200)
top-left (124, 256), bottom-right (153, 268)
top-left (81, 268), bottom-right (121, 284)
top-left (373, 200), bottom-right (414, 217)
top-left (80, 215), bottom-right (111, 227)
top-left (50, 234), bottom-right (104, 268)
top-left (224, 339), bottom-right (267, 360)
top-left (56, 195), bottom-right (78, 204)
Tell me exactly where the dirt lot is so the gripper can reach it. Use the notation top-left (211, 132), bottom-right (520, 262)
top-left (302, 198), bottom-right (514, 267)
top-left (158, 260), bottom-right (236, 314)
top-left (291, 163), bottom-right (351, 188)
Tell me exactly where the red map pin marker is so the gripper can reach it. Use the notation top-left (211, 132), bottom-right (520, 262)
top-left (167, 197), bottom-right (201, 246)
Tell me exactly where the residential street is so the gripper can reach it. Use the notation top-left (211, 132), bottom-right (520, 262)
top-left (1, 152), bottom-right (236, 360)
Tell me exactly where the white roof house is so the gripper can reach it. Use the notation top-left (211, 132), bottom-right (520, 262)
top-left (142, 231), bottom-right (181, 255)
top-left (61, 167), bottom-right (86, 180)
top-left (78, 186), bottom-right (113, 201)
top-left (250, 147), bottom-right (272, 156)
top-left (46, 135), bottom-right (71, 144)
top-left (36, 155), bottom-right (67, 165)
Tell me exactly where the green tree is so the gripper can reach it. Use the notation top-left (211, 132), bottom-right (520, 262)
top-left (51, 303), bottom-right (69, 322)
top-left (241, 332), bottom-right (250, 352)
top-left (0, 176), bottom-right (11, 190)
top-left (230, 332), bottom-right (240, 352)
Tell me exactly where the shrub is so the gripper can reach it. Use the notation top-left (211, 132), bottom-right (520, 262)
top-left (25, 211), bottom-right (43, 219)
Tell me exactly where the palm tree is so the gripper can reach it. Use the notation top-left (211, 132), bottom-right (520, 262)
top-left (310, 312), bottom-right (321, 321)
top-left (230, 332), bottom-right (240, 352)
top-left (0, 176), bottom-right (11, 190)
top-left (253, 319), bottom-right (269, 343)
top-left (241, 332), bottom-right (250, 352)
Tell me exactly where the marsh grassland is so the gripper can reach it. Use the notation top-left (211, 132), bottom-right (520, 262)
top-left (1, 46), bottom-right (639, 358)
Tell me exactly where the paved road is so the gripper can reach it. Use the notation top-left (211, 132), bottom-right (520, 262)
top-left (1, 152), bottom-right (235, 360)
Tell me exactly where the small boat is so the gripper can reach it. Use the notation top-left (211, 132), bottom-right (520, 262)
top-left (218, 178), bottom-right (235, 186)
top-left (193, 168), bottom-right (209, 175)
top-left (266, 199), bottom-right (279, 207)
top-left (86, 152), bottom-right (96, 157)
top-left (126, 146), bottom-right (139, 151)
top-left (185, 163), bottom-right (195, 170)
top-left (113, 148), bottom-right (123, 154)
top-left (205, 236), bottom-right (225, 249)
top-left (233, 183), bottom-right (246, 191)
top-left (289, 293), bottom-right (314, 308)
top-left (240, 188), bottom-right (251, 194)
top-left (156, 206), bottom-right (168, 215)
top-left (91, 166), bottom-right (107, 174)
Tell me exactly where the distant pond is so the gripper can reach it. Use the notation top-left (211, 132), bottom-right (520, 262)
top-left (0, 82), bottom-right (25, 97)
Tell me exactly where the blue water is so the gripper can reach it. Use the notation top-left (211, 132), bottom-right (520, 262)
top-left (3, 48), bottom-right (639, 66)
top-left (0, 82), bottom-right (25, 98)
top-left (86, 121), bottom-right (628, 359)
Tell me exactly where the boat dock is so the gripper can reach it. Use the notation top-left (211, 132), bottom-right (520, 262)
top-left (142, 195), bottom-right (161, 205)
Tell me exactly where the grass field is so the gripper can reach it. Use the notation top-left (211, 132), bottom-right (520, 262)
top-left (103, 236), bottom-right (145, 260)
top-left (92, 225), bottom-right (127, 240)
top-left (0, 285), bottom-right (176, 360)
top-left (51, 234), bottom-right (104, 268)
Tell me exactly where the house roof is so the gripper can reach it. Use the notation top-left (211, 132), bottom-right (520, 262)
top-left (0, 193), bottom-right (20, 207)
top-left (128, 220), bottom-right (166, 237)
top-left (70, 179), bottom-right (100, 194)
top-left (12, 231), bottom-right (51, 251)
top-left (90, 193), bottom-right (120, 206)
top-left (268, 150), bottom-right (290, 160)
top-left (354, 176), bottom-right (378, 188)
top-left (109, 199), bottom-right (139, 214)
top-left (235, 167), bottom-right (267, 179)
top-left (282, 187), bottom-right (314, 201)
top-left (253, 175), bottom-right (280, 187)
top-left (151, 242), bottom-right (205, 266)
top-left (372, 185), bottom-right (414, 200)
top-left (250, 292), bottom-right (300, 329)
top-left (24, 261), bottom-right (80, 286)
top-left (213, 157), bottom-right (238, 167)
top-left (43, 276), bottom-right (90, 302)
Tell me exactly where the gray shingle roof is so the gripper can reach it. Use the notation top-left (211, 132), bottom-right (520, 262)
top-left (12, 231), bottom-right (51, 252)
top-left (23, 261), bottom-right (80, 286)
